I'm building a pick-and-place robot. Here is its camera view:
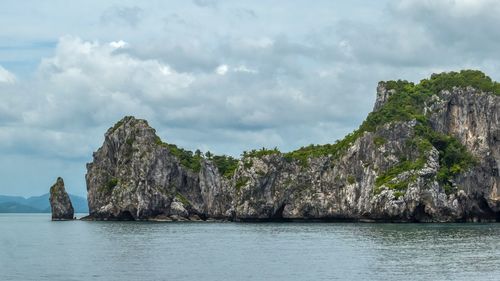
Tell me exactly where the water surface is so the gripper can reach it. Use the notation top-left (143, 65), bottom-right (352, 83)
top-left (1, 214), bottom-right (499, 281)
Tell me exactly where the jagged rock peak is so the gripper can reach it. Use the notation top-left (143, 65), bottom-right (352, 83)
top-left (104, 115), bottom-right (160, 147)
top-left (87, 114), bottom-right (231, 221)
top-left (374, 81), bottom-right (396, 111)
top-left (107, 115), bottom-right (147, 131)
top-left (49, 177), bottom-right (74, 220)
top-left (107, 116), bottom-right (154, 136)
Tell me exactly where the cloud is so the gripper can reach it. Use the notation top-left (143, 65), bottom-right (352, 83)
top-left (35, 36), bottom-right (194, 124)
top-left (374, 0), bottom-right (500, 66)
top-left (0, 37), bottom-right (196, 161)
top-left (192, 0), bottom-right (218, 9)
top-left (234, 8), bottom-right (258, 19)
top-left (0, 35), bottom-right (373, 164)
top-left (109, 40), bottom-right (128, 49)
top-left (100, 5), bottom-right (144, 27)
top-left (215, 64), bottom-right (228, 75)
top-left (3, 1), bottom-right (500, 196)
top-left (233, 65), bottom-right (257, 74)
top-left (0, 66), bottom-right (16, 83)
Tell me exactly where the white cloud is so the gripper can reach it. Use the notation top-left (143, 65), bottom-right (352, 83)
top-left (233, 65), bottom-right (257, 74)
top-left (1, 36), bottom-right (369, 165)
top-left (214, 64), bottom-right (257, 75)
top-left (109, 40), bottom-right (128, 49)
top-left (215, 64), bottom-right (228, 75)
top-left (38, 36), bottom-right (194, 101)
top-left (3, 1), bottom-right (500, 196)
top-left (0, 37), bottom-right (197, 161)
top-left (0, 66), bottom-right (16, 84)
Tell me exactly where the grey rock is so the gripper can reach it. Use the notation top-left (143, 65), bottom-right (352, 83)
top-left (49, 177), bottom-right (74, 220)
top-left (373, 81), bottom-right (397, 111)
top-left (85, 116), bottom-right (227, 220)
top-left (85, 85), bottom-right (499, 222)
top-left (149, 214), bottom-right (172, 222)
top-left (189, 214), bottom-right (202, 221)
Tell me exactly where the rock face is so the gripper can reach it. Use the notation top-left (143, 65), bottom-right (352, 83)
top-left (373, 81), bottom-right (396, 111)
top-left (86, 71), bottom-right (500, 222)
top-left (49, 177), bottom-right (74, 220)
top-left (85, 117), bottom-right (232, 220)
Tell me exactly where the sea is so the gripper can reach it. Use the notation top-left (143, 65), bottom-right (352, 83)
top-left (1, 213), bottom-right (499, 281)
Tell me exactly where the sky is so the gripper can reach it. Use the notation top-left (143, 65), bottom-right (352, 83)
top-left (1, 0), bottom-right (500, 197)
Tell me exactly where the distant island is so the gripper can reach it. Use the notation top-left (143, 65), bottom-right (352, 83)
top-left (52, 70), bottom-right (499, 222)
top-left (0, 193), bottom-right (87, 213)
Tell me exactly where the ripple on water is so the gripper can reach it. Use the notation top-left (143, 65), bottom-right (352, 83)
top-left (0, 214), bottom-right (499, 281)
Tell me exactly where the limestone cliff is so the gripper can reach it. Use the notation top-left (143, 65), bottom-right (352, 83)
top-left (86, 70), bottom-right (500, 222)
top-left (49, 177), bottom-right (74, 220)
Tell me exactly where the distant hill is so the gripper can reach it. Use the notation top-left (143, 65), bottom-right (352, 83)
top-left (0, 201), bottom-right (42, 213)
top-left (0, 193), bottom-right (88, 213)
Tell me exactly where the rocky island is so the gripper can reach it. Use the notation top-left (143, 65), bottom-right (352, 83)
top-left (79, 70), bottom-right (499, 222)
top-left (49, 177), bottom-right (74, 220)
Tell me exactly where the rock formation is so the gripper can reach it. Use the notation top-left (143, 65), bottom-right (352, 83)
top-left (49, 177), bottom-right (74, 220)
top-left (86, 70), bottom-right (500, 222)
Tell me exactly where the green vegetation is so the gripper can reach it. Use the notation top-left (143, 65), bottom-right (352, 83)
top-left (283, 131), bottom-right (362, 167)
top-left (373, 136), bottom-right (386, 147)
top-left (375, 161), bottom-right (421, 191)
top-left (285, 70), bottom-right (494, 166)
top-left (167, 143), bottom-right (203, 172)
top-left (347, 175), bottom-right (356, 185)
top-left (155, 136), bottom-right (203, 172)
top-left (374, 123), bottom-right (476, 195)
top-left (235, 177), bottom-right (249, 191)
top-left (107, 178), bottom-right (118, 188)
top-left (286, 70), bottom-right (481, 191)
top-left (419, 70), bottom-right (500, 96)
top-left (243, 147), bottom-right (281, 158)
top-left (416, 125), bottom-right (477, 193)
top-left (175, 192), bottom-right (191, 206)
top-left (154, 136), bottom-right (238, 176)
top-left (99, 178), bottom-right (118, 194)
top-left (110, 119), bottom-right (126, 133)
top-left (243, 159), bottom-right (253, 169)
top-left (126, 135), bottom-right (135, 146)
top-left (211, 155), bottom-right (239, 179)
top-left (393, 191), bottom-right (405, 200)
top-left (109, 116), bottom-right (141, 133)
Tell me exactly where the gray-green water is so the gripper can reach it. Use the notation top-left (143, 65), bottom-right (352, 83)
top-left (1, 214), bottom-right (499, 281)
